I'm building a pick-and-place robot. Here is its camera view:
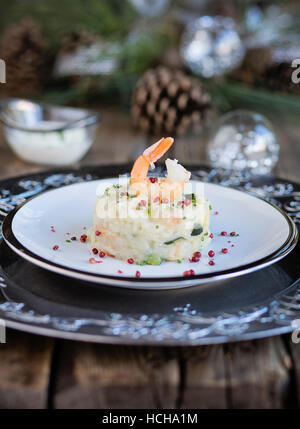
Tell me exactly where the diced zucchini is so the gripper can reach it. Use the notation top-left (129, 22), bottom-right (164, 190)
top-left (184, 193), bottom-right (196, 201)
top-left (191, 226), bottom-right (203, 236)
top-left (164, 237), bottom-right (183, 245)
top-left (145, 254), bottom-right (162, 265)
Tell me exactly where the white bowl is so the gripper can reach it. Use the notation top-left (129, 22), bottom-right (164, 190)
top-left (0, 98), bottom-right (100, 166)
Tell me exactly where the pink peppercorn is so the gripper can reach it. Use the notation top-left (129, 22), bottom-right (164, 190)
top-left (95, 230), bottom-right (101, 236)
top-left (117, 270), bottom-right (123, 274)
top-left (149, 177), bottom-right (157, 183)
top-left (80, 234), bottom-right (87, 243)
top-left (190, 256), bottom-right (200, 263)
top-left (53, 245), bottom-right (59, 251)
top-left (194, 251), bottom-right (201, 258)
top-left (89, 258), bottom-right (102, 264)
top-left (209, 260), bottom-right (215, 266)
top-left (183, 269), bottom-right (195, 277)
top-left (153, 196), bottom-right (160, 203)
top-left (139, 200), bottom-right (146, 206)
top-left (208, 250), bottom-right (215, 258)
top-left (99, 251), bottom-right (106, 258)
top-left (220, 231), bottom-right (227, 236)
top-left (184, 198), bottom-right (191, 206)
top-left (135, 270), bottom-right (141, 278)
top-left (222, 248), bottom-right (228, 254)
top-left (127, 258), bottom-right (134, 264)
top-left (209, 233), bottom-right (214, 239)
top-left (161, 198), bottom-right (169, 204)
top-left (92, 248), bottom-right (98, 255)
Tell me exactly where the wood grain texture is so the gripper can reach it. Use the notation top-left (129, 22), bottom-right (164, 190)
top-left (1, 107), bottom-right (299, 183)
top-left (288, 335), bottom-right (300, 407)
top-left (224, 337), bottom-right (292, 409)
top-left (0, 329), bottom-right (53, 409)
top-left (180, 346), bottom-right (227, 409)
top-left (0, 107), bottom-right (299, 409)
top-left (52, 342), bottom-right (179, 409)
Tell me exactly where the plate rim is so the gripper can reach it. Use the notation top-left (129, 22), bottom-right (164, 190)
top-left (0, 314), bottom-right (298, 346)
top-left (1, 179), bottom-right (298, 288)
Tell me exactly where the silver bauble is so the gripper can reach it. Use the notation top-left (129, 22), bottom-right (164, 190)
top-left (208, 110), bottom-right (280, 174)
top-left (181, 15), bottom-right (245, 78)
top-left (129, 0), bottom-right (169, 18)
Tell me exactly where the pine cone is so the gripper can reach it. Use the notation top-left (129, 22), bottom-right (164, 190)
top-left (232, 46), bottom-right (272, 86)
top-left (0, 18), bottom-right (48, 96)
top-left (262, 62), bottom-right (300, 94)
top-left (131, 66), bottom-right (211, 136)
top-left (233, 44), bottom-right (300, 95)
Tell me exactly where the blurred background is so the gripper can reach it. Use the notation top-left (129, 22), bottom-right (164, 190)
top-left (0, 0), bottom-right (299, 178)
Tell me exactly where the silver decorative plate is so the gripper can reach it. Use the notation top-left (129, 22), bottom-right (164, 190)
top-left (0, 165), bottom-right (300, 345)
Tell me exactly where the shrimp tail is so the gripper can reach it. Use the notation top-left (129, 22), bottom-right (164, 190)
top-left (130, 137), bottom-right (174, 184)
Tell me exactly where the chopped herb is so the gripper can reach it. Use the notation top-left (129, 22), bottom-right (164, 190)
top-left (155, 225), bottom-right (159, 229)
top-left (113, 185), bottom-right (121, 189)
top-left (185, 193), bottom-right (196, 200)
top-left (177, 259), bottom-right (182, 264)
top-left (57, 130), bottom-right (64, 141)
top-left (209, 204), bottom-right (212, 210)
top-left (191, 226), bottom-right (203, 236)
top-left (183, 216), bottom-right (186, 220)
top-left (164, 237), bottom-right (183, 245)
top-left (147, 208), bottom-right (151, 216)
top-left (66, 239), bottom-right (71, 243)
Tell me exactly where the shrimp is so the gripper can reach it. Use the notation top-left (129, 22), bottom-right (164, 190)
top-left (130, 137), bottom-right (174, 183)
top-left (130, 137), bottom-right (191, 200)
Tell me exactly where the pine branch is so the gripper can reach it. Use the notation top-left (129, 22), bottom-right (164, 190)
top-left (207, 80), bottom-right (300, 122)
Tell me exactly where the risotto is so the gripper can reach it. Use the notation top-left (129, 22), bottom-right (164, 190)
top-left (88, 138), bottom-right (211, 264)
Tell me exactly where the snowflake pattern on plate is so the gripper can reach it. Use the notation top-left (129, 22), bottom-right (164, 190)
top-left (0, 167), bottom-right (299, 345)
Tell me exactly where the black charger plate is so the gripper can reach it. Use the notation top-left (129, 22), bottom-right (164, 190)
top-left (0, 165), bottom-right (299, 345)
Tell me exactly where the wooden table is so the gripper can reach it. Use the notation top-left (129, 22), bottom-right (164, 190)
top-left (0, 107), bottom-right (299, 409)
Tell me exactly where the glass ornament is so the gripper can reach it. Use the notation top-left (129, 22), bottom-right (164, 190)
top-left (180, 15), bottom-right (245, 78)
top-left (129, 0), bottom-right (169, 18)
top-left (207, 110), bottom-right (280, 174)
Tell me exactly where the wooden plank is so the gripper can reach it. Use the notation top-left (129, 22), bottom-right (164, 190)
top-left (180, 346), bottom-right (227, 408)
top-left (0, 329), bottom-right (53, 409)
top-left (288, 333), bottom-right (300, 407)
top-left (52, 342), bottom-right (179, 409)
top-left (0, 107), bottom-right (145, 180)
top-left (224, 337), bottom-right (292, 409)
top-left (1, 107), bottom-right (300, 184)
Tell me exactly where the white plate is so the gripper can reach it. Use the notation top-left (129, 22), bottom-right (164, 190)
top-left (2, 179), bottom-right (298, 289)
